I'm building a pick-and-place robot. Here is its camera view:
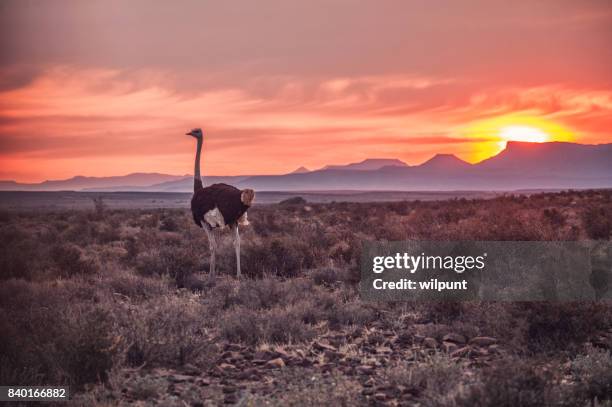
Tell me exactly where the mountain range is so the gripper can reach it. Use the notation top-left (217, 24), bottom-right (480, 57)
top-left (2, 142), bottom-right (611, 192)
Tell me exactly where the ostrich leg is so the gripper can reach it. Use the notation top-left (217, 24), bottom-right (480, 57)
top-left (203, 224), bottom-right (217, 276)
top-left (232, 225), bottom-right (241, 278)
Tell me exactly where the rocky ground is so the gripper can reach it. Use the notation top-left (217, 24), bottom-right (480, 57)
top-left (76, 323), bottom-right (612, 406)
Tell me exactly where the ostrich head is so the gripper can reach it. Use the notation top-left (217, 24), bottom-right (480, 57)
top-left (241, 189), bottom-right (255, 206)
top-left (186, 128), bottom-right (203, 138)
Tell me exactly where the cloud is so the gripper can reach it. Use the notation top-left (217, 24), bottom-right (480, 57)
top-left (0, 0), bottom-right (611, 180)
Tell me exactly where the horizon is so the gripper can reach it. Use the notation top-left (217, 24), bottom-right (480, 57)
top-left (1, 1), bottom-right (612, 182)
top-left (2, 139), bottom-right (610, 183)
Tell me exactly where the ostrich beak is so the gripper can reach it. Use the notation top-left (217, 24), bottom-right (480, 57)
top-left (185, 131), bottom-right (193, 136)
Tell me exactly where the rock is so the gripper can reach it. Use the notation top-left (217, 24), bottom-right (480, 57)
top-left (362, 388), bottom-right (375, 396)
top-left (376, 346), bottom-right (393, 354)
top-left (181, 363), bottom-right (200, 375)
top-left (254, 349), bottom-right (276, 361)
top-left (324, 350), bottom-right (342, 360)
top-left (412, 334), bottom-right (425, 344)
top-left (470, 347), bottom-right (489, 358)
top-left (442, 341), bottom-right (458, 353)
top-left (357, 365), bottom-right (375, 375)
top-left (313, 341), bottom-right (337, 352)
top-left (488, 345), bottom-right (501, 354)
top-left (196, 378), bottom-right (210, 386)
top-left (222, 385), bottom-right (238, 394)
top-left (450, 346), bottom-right (471, 358)
top-left (469, 336), bottom-right (497, 347)
top-left (224, 394), bottom-right (239, 404)
top-left (423, 337), bottom-right (438, 349)
top-left (374, 393), bottom-right (387, 401)
top-left (218, 363), bottom-right (236, 371)
top-left (167, 374), bottom-right (194, 383)
top-left (443, 333), bottom-right (467, 344)
top-left (224, 343), bottom-right (243, 352)
top-left (265, 358), bottom-right (286, 369)
top-left (274, 348), bottom-right (292, 360)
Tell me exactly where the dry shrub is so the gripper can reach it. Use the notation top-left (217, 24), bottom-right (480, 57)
top-left (386, 353), bottom-right (466, 403)
top-left (116, 294), bottom-right (216, 367)
top-left (242, 238), bottom-right (315, 278)
top-left (327, 301), bottom-right (376, 329)
top-left (522, 302), bottom-right (612, 352)
top-left (455, 359), bottom-right (557, 407)
top-left (570, 346), bottom-right (612, 403)
top-left (51, 244), bottom-right (97, 277)
top-left (0, 226), bottom-right (38, 280)
top-left (583, 206), bottom-right (612, 239)
top-left (219, 307), bottom-right (314, 345)
top-left (135, 246), bottom-right (200, 287)
top-left (0, 281), bottom-right (117, 390)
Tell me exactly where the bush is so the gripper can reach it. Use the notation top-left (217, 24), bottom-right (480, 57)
top-left (571, 347), bottom-right (612, 402)
top-left (456, 359), bottom-right (556, 407)
top-left (522, 303), bottom-right (612, 352)
top-left (51, 244), bottom-right (97, 277)
top-left (583, 206), bottom-right (612, 239)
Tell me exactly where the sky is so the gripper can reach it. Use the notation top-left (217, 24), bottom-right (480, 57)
top-left (0, 0), bottom-right (611, 182)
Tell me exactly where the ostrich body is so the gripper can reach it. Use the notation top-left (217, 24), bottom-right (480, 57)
top-left (187, 128), bottom-right (255, 277)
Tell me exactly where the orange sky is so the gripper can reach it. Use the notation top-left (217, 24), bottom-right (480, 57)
top-left (1, 1), bottom-right (611, 182)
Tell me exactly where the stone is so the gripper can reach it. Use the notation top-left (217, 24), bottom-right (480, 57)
top-left (313, 341), bottom-right (337, 352)
top-left (362, 388), bottom-right (375, 396)
top-left (222, 385), bottom-right (237, 394)
top-left (167, 374), bottom-right (194, 383)
top-left (376, 346), bottom-right (393, 354)
top-left (442, 341), bottom-right (458, 353)
top-left (218, 363), bottom-right (236, 371)
top-left (423, 337), bottom-right (438, 349)
top-left (443, 333), bottom-right (467, 344)
top-left (450, 346), bottom-right (471, 358)
top-left (357, 365), bottom-right (375, 375)
top-left (469, 336), bottom-right (497, 347)
top-left (181, 363), bottom-right (200, 375)
top-left (374, 393), bottom-right (387, 401)
top-left (254, 349), bottom-right (276, 361)
top-left (265, 357), bottom-right (286, 369)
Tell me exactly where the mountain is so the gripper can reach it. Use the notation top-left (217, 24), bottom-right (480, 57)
top-left (416, 154), bottom-right (471, 171)
top-left (290, 167), bottom-right (310, 174)
top-left (231, 142), bottom-right (611, 191)
top-left (0, 173), bottom-right (188, 191)
top-left (478, 141), bottom-right (612, 176)
top-left (2, 142), bottom-right (611, 192)
top-left (322, 158), bottom-right (408, 171)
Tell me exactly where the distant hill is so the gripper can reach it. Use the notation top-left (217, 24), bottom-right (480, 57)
top-left (0, 173), bottom-right (188, 191)
top-left (2, 142), bottom-right (611, 192)
top-left (416, 154), bottom-right (471, 171)
top-left (322, 158), bottom-right (408, 171)
top-left (290, 167), bottom-right (310, 174)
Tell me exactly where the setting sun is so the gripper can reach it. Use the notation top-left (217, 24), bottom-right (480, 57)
top-left (466, 115), bottom-right (575, 162)
top-left (499, 126), bottom-right (549, 143)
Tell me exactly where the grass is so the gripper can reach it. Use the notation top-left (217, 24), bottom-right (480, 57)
top-left (0, 189), bottom-right (611, 405)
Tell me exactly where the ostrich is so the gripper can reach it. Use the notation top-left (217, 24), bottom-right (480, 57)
top-left (187, 128), bottom-right (255, 277)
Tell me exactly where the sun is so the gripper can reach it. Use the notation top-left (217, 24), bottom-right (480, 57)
top-left (499, 125), bottom-right (549, 143)
top-left (465, 115), bottom-right (575, 162)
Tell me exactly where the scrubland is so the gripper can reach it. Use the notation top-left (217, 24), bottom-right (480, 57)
top-left (1, 190), bottom-right (611, 406)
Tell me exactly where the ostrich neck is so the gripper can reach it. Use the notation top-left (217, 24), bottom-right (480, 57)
top-left (194, 137), bottom-right (202, 182)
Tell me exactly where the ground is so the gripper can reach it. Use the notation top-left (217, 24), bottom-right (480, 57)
top-left (0, 190), bottom-right (611, 406)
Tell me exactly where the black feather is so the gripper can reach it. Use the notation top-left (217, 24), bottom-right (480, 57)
top-left (191, 183), bottom-right (251, 228)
